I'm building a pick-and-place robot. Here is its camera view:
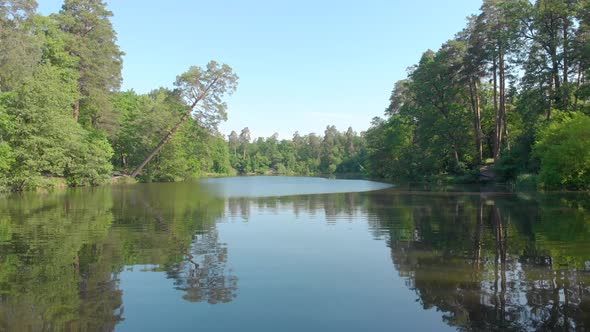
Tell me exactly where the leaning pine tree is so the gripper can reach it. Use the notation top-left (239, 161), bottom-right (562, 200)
top-left (130, 61), bottom-right (238, 178)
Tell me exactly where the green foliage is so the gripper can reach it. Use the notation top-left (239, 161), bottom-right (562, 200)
top-left (227, 126), bottom-right (366, 176)
top-left (65, 131), bottom-right (114, 186)
top-left (0, 141), bottom-right (12, 173)
top-left (534, 113), bottom-right (590, 190)
top-left (0, 0), bottom-right (42, 91)
top-left (109, 88), bottom-right (234, 182)
top-left (2, 0), bottom-right (590, 192)
top-left (365, 116), bottom-right (416, 179)
top-left (364, 0), bottom-right (590, 188)
top-left (1, 62), bottom-right (93, 191)
top-left (0, 141), bottom-right (14, 190)
top-left (0, 3), bottom-right (116, 192)
top-left (174, 61), bottom-right (238, 131)
top-left (55, 0), bottom-right (123, 129)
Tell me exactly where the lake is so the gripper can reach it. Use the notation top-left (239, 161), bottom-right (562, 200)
top-left (0, 176), bottom-right (589, 331)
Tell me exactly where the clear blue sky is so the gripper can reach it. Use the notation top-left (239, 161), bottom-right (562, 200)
top-left (38, 0), bottom-right (482, 139)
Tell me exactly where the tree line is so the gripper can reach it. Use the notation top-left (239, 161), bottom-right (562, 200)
top-left (365, 0), bottom-right (590, 190)
top-left (2, 0), bottom-right (590, 192)
top-left (0, 0), bottom-right (364, 193)
top-left (0, 0), bottom-right (237, 191)
top-left (227, 126), bottom-right (365, 176)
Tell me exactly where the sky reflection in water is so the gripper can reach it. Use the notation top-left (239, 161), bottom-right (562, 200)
top-left (0, 178), bottom-right (589, 331)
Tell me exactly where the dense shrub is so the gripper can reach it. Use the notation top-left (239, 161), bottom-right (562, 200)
top-left (534, 113), bottom-right (590, 190)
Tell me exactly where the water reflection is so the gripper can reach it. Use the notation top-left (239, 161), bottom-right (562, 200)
top-left (224, 190), bottom-right (590, 331)
top-left (0, 188), bottom-right (122, 331)
top-left (0, 181), bottom-right (589, 331)
top-left (0, 183), bottom-right (236, 331)
top-left (368, 191), bottom-right (590, 331)
top-left (226, 192), bottom-right (369, 221)
top-left (166, 230), bottom-right (237, 304)
top-left (202, 176), bottom-right (391, 198)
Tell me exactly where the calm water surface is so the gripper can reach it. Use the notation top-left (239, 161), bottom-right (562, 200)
top-left (1, 177), bottom-right (589, 331)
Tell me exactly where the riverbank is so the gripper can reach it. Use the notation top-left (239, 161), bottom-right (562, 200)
top-left (1, 168), bottom-right (582, 196)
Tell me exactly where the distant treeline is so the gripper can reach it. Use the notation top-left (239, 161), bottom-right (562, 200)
top-left (227, 126), bottom-right (365, 176)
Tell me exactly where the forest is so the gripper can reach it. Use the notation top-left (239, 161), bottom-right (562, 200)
top-left (226, 126), bottom-right (365, 176)
top-left (365, 0), bottom-right (590, 190)
top-left (1, 0), bottom-right (590, 192)
top-left (0, 0), bottom-right (366, 192)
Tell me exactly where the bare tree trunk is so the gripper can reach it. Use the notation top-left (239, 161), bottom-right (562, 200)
top-left (548, 75), bottom-right (554, 120)
top-left (469, 78), bottom-right (483, 164)
top-left (503, 111), bottom-right (510, 153)
top-left (493, 52), bottom-right (502, 162)
top-left (551, 52), bottom-right (561, 116)
top-left (563, 19), bottom-right (570, 111)
top-left (73, 99), bottom-right (80, 122)
top-left (563, 26), bottom-right (569, 86)
top-left (499, 51), bottom-right (510, 153)
top-left (574, 63), bottom-right (583, 110)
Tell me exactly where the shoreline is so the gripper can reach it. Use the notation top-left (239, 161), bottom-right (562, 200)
top-left (3, 173), bottom-right (588, 196)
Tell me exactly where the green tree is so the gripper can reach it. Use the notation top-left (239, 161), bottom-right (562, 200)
top-left (56, 0), bottom-right (123, 128)
top-left (0, 0), bottom-right (41, 91)
top-left (130, 61), bottom-right (238, 178)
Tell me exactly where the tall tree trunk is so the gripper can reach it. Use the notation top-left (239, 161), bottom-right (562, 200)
top-left (452, 143), bottom-right (460, 167)
top-left (469, 78), bottom-right (483, 164)
top-left (563, 18), bottom-right (570, 111)
top-left (574, 63), bottom-right (583, 109)
top-left (130, 78), bottom-right (218, 178)
top-left (73, 99), bottom-right (80, 122)
top-left (500, 51), bottom-right (510, 152)
top-left (551, 52), bottom-right (561, 113)
top-left (503, 114), bottom-right (510, 152)
top-left (545, 75), bottom-right (555, 121)
top-left (493, 51), bottom-right (502, 162)
top-left (563, 27), bottom-right (569, 86)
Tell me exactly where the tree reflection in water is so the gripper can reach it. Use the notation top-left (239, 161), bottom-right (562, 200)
top-left (0, 183), bottom-right (237, 331)
top-left (166, 230), bottom-right (238, 304)
top-left (227, 190), bottom-right (590, 331)
top-left (1, 183), bottom-right (590, 331)
top-left (120, 184), bottom-right (239, 305)
top-left (368, 191), bottom-right (590, 331)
